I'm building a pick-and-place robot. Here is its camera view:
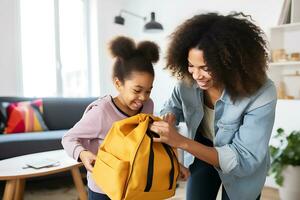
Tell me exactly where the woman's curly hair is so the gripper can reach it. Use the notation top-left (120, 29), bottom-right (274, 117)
top-left (166, 12), bottom-right (269, 100)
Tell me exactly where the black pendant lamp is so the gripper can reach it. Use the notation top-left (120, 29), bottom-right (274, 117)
top-left (144, 12), bottom-right (163, 32)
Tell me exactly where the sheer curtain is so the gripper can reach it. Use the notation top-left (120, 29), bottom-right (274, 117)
top-left (20, 0), bottom-right (90, 97)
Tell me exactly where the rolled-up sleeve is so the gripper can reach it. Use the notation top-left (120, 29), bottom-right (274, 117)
top-left (215, 144), bottom-right (238, 173)
top-left (216, 99), bottom-right (277, 177)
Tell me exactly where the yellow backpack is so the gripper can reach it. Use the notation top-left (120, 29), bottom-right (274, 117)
top-left (92, 113), bottom-right (179, 200)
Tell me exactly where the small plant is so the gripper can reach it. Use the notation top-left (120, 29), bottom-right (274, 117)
top-left (269, 128), bottom-right (300, 186)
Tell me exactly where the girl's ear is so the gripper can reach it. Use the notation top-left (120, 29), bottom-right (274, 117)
top-left (113, 77), bottom-right (122, 90)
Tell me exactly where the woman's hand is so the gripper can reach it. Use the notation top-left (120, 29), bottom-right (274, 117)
top-left (178, 163), bottom-right (190, 181)
top-left (162, 113), bottom-right (176, 126)
top-left (149, 120), bottom-right (185, 148)
top-left (79, 150), bottom-right (96, 172)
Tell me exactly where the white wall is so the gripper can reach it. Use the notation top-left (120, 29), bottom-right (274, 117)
top-left (96, 0), bottom-right (127, 97)
top-left (0, 0), bottom-right (22, 96)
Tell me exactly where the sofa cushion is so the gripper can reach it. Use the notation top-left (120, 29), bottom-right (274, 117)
top-left (42, 98), bottom-right (97, 130)
top-left (3, 99), bottom-right (48, 134)
top-left (0, 130), bottom-right (66, 160)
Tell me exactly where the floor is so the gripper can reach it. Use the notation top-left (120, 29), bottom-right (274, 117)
top-left (0, 176), bottom-right (280, 200)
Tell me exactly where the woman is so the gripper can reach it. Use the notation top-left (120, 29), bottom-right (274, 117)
top-left (150, 12), bottom-right (277, 200)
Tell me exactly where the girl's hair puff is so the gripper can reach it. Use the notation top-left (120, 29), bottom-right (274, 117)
top-left (109, 36), bottom-right (160, 83)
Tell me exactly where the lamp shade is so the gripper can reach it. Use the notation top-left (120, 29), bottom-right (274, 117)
top-left (144, 12), bottom-right (163, 32)
top-left (114, 15), bottom-right (125, 25)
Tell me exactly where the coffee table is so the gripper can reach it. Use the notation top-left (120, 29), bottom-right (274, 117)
top-left (0, 149), bottom-right (87, 200)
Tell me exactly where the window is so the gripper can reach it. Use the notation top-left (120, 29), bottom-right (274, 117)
top-left (20, 0), bottom-right (91, 97)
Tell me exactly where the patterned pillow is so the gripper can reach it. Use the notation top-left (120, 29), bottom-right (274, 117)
top-left (3, 99), bottom-right (48, 134)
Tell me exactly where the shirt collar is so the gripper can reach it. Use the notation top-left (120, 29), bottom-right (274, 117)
top-left (219, 89), bottom-right (234, 105)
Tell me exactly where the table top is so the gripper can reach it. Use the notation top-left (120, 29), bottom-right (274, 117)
top-left (0, 149), bottom-right (82, 180)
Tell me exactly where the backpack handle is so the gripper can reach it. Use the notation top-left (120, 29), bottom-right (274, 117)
top-left (144, 127), bottom-right (178, 191)
top-left (162, 143), bottom-right (176, 190)
top-left (144, 130), bottom-right (155, 192)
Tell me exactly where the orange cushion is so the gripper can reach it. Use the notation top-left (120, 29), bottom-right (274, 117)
top-left (4, 99), bottom-right (48, 134)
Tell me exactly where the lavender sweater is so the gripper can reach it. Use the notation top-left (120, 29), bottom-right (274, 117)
top-left (61, 95), bottom-right (154, 193)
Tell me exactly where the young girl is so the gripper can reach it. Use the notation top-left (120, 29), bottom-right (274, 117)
top-left (62, 36), bottom-right (159, 200)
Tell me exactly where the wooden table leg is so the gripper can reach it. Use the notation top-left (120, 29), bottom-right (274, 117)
top-left (14, 179), bottom-right (26, 200)
top-left (71, 167), bottom-right (87, 200)
top-left (3, 179), bottom-right (16, 200)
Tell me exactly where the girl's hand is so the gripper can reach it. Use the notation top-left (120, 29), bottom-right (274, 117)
top-left (149, 121), bottom-right (185, 148)
top-left (79, 150), bottom-right (96, 172)
top-left (178, 163), bottom-right (190, 181)
top-left (162, 113), bottom-right (176, 126)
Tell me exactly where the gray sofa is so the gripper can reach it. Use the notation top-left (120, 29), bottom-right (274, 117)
top-left (0, 97), bottom-right (97, 160)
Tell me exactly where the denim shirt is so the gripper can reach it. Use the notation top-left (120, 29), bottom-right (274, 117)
top-left (161, 78), bottom-right (277, 200)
